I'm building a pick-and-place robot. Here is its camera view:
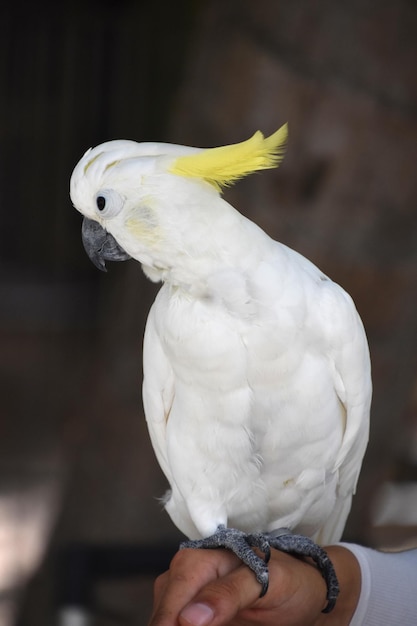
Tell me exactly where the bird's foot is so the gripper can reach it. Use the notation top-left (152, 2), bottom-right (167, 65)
top-left (180, 526), bottom-right (339, 613)
top-left (180, 525), bottom-right (270, 595)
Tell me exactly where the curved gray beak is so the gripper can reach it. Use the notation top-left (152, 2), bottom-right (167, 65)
top-left (81, 217), bottom-right (131, 272)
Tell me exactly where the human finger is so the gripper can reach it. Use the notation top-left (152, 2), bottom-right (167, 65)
top-left (178, 559), bottom-right (265, 626)
top-left (149, 548), bottom-right (242, 626)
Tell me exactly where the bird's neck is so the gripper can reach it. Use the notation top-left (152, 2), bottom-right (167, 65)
top-left (143, 198), bottom-right (275, 297)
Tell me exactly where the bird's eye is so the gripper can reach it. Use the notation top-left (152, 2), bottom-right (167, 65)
top-left (96, 196), bottom-right (106, 211)
top-left (94, 189), bottom-right (124, 218)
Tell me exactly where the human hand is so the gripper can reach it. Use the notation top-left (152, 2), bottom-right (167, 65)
top-left (148, 545), bottom-right (360, 626)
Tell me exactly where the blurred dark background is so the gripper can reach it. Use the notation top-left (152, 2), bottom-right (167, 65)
top-left (1, 0), bottom-right (416, 624)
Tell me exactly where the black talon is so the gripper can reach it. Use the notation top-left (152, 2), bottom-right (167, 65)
top-left (259, 578), bottom-right (269, 597)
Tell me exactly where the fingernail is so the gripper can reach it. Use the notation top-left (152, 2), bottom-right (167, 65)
top-left (180, 602), bottom-right (214, 626)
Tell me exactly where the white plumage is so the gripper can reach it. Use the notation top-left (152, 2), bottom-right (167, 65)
top-left (70, 127), bottom-right (371, 549)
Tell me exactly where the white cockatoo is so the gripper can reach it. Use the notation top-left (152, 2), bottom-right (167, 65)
top-left (70, 125), bottom-right (371, 611)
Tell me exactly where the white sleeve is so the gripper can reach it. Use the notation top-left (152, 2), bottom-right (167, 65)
top-left (339, 543), bottom-right (417, 625)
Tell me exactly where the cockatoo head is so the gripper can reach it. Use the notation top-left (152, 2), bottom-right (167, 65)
top-left (70, 125), bottom-right (287, 280)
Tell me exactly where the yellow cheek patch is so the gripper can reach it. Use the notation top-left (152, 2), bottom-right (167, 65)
top-left (125, 215), bottom-right (161, 246)
top-left (169, 123), bottom-right (288, 191)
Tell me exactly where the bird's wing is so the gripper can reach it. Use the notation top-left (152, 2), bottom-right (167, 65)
top-left (314, 280), bottom-right (371, 543)
top-left (284, 246), bottom-right (372, 481)
top-left (142, 296), bottom-right (175, 485)
top-left (330, 292), bottom-right (371, 490)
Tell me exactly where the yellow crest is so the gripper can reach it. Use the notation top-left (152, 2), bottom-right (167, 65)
top-left (169, 123), bottom-right (288, 191)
